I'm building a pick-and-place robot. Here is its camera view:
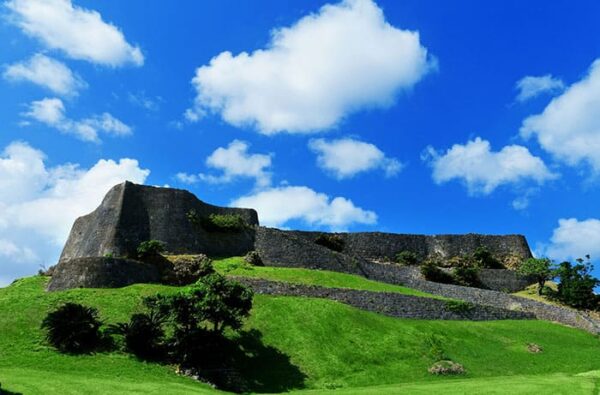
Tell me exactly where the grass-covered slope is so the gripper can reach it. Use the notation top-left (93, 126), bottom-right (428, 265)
top-left (212, 257), bottom-right (441, 298)
top-left (1, 275), bottom-right (599, 394)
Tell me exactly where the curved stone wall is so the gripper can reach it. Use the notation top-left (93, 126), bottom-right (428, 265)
top-left (235, 277), bottom-right (534, 321)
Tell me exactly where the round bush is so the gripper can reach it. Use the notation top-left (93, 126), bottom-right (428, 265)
top-left (41, 303), bottom-right (103, 354)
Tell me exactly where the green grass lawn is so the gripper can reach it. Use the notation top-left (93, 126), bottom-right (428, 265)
top-left (212, 256), bottom-right (442, 299)
top-left (1, 275), bottom-right (599, 394)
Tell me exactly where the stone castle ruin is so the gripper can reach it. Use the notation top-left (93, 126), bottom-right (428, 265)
top-left (49, 182), bottom-right (533, 291)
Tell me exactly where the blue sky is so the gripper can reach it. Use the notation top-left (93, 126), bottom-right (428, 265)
top-left (2, 0), bottom-right (600, 285)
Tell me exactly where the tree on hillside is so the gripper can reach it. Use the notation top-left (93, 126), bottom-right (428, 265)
top-left (518, 257), bottom-right (554, 295)
top-left (553, 257), bottom-right (600, 310)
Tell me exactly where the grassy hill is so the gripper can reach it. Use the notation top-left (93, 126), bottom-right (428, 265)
top-left (1, 265), bottom-right (599, 394)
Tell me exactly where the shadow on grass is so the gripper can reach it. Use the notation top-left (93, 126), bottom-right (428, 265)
top-left (207, 329), bottom-right (306, 393)
top-left (0, 385), bottom-right (22, 395)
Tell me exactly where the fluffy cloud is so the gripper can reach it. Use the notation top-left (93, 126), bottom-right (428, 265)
top-left (0, 141), bottom-right (149, 286)
top-left (544, 218), bottom-right (600, 261)
top-left (515, 74), bottom-right (564, 102)
top-left (24, 97), bottom-right (132, 142)
top-left (176, 140), bottom-right (272, 188)
top-left (231, 186), bottom-right (377, 230)
top-left (521, 60), bottom-right (600, 172)
top-left (309, 137), bottom-right (402, 179)
top-left (3, 53), bottom-right (86, 96)
top-left (424, 137), bottom-right (557, 195)
top-left (188, 0), bottom-right (435, 134)
top-left (5, 0), bottom-right (143, 67)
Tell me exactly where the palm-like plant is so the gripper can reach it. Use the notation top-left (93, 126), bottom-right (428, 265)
top-left (41, 303), bottom-right (103, 353)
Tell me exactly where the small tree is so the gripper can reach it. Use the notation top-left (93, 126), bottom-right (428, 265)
top-left (518, 257), bottom-right (553, 295)
top-left (41, 303), bottom-right (103, 353)
top-left (553, 258), bottom-right (600, 310)
top-left (146, 273), bottom-right (253, 366)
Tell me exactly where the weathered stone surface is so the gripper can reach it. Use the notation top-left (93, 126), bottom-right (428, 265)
top-left (357, 262), bottom-right (600, 334)
top-left (48, 257), bottom-right (161, 291)
top-left (60, 182), bottom-right (259, 262)
top-left (275, 230), bottom-right (533, 266)
top-left (233, 277), bottom-right (535, 321)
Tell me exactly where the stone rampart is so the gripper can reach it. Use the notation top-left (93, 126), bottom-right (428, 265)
top-left (234, 277), bottom-right (534, 321)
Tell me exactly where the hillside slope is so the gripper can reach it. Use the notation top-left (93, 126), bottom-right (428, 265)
top-left (0, 275), bottom-right (599, 394)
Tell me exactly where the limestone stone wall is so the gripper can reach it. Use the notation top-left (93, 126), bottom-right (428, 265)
top-left (234, 277), bottom-right (534, 321)
top-left (358, 262), bottom-right (600, 334)
top-left (48, 257), bottom-right (161, 291)
top-left (60, 182), bottom-right (258, 261)
top-left (282, 230), bottom-right (532, 265)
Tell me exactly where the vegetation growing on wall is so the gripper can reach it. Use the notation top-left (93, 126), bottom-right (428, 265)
top-left (187, 209), bottom-right (247, 233)
top-left (314, 233), bottom-right (345, 252)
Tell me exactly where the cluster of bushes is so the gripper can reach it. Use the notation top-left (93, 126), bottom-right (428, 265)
top-left (187, 210), bottom-right (247, 233)
top-left (518, 255), bottom-right (600, 310)
top-left (395, 251), bottom-right (419, 265)
top-left (314, 234), bottom-right (345, 252)
top-left (41, 271), bottom-right (254, 390)
top-left (420, 260), bottom-right (482, 288)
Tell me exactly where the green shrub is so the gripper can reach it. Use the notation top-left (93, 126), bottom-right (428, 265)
top-left (420, 261), bottom-right (454, 284)
top-left (137, 240), bottom-right (165, 259)
top-left (445, 300), bottom-right (474, 313)
top-left (187, 210), bottom-right (247, 232)
top-left (452, 265), bottom-right (481, 287)
top-left (244, 251), bottom-right (263, 266)
top-left (108, 311), bottom-right (165, 360)
top-left (41, 303), bottom-right (104, 354)
top-left (471, 246), bottom-right (504, 269)
top-left (395, 251), bottom-right (419, 265)
top-left (314, 234), bottom-right (345, 252)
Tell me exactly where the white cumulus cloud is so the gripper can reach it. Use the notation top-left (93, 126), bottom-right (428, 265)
top-left (309, 137), bottom-right (402, 179)
top-left (521, 59), bottom-right (600, 173)
top-left (23, 97), bottom-right (132, 143)
top-left (176, 140), bottom-right (272, 188)
top-left (515, 74), bottom-right (564, 102)
top-left (0, 140), bottom-right (149, 286)
top-left (231, 185), bottom-right (377, 230)
top-left (424, 137), bottom-right (557, 195)
top-left (188, 0), bottom-right (435, 134)
top-left (544, 218), bottom-right (600, 262)
top-left (3, 53), bottom-right (86, 96)
top-left (5, 0), bottom-right (143, 67)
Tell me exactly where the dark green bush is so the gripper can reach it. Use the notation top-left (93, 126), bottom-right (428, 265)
top-left (471, 247), bottom-right (504, 269)
top-left (420, 261), bottom-right (455, 284)
top-left (553, 258), bottom-right (600, 310)
top-left (395, 251), bottom-right (419, 265)
top-left (187, 210), bottom-right (247, 233)
top-left (244, 251), bottom-right (263, 266)
top-left (137, 240), bottom-right (165, 259)
top-left (452, 265), bottom-right (481, 287)
top-left (108, 311), bottom-right (165, 360)
top-left (445, 300), bottom-right (474, 313)
top-left (41, 303), bottom-right (103, 354)
top-left (314, 234), bottom-right (345, 252)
